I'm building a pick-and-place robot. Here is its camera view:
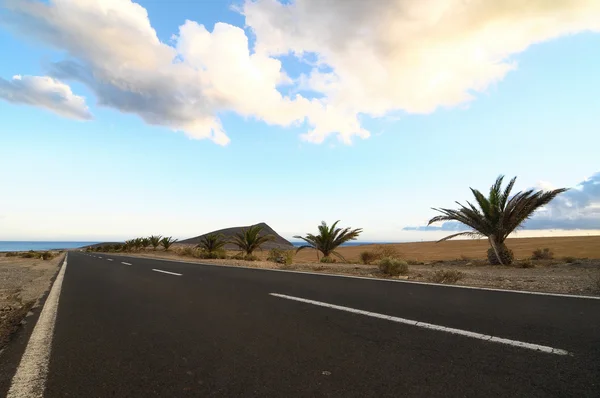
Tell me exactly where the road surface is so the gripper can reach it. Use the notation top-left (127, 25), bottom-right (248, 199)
top-left (1, 252), bottom-right (599, 397)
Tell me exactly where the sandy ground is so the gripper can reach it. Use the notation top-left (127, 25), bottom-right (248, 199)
top-left (113, 248), bottom-right (600, 297)
top-left (294, 235), bottom-right (600, 262)
top-left (0, 253), bottom-right (64, 350)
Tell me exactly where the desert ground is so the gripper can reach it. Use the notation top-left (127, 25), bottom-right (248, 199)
top-left (105, 235), bottom-right (600, 297)
top-left (294, 235), bottom-right (600, 262)
top-left (0, 252), bottom-right (64, 350)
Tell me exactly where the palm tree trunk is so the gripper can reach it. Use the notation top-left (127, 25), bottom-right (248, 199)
top-left (488, 236), bottom-right (505, 266)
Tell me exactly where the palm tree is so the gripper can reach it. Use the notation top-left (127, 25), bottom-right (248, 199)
top-left (133, 238), bottom-right (144, 251)
top-left (428, 175), bottom-right (567, 265)
top-left (230, 225), bottom-right (275, 256)
top-left (141, 237), bottom-right (150, 250)
top-left (294, 220), bottom-right (362, 261)
top-left (124, 239), bottom-right (135, 252)
top-left (161, 236), bottom-right (178, 251)
top-left (148, 235), bottom-right (162, 251)
top-left (196, 233), bottom-right (228, 254)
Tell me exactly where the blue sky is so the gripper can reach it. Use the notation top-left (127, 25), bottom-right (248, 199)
top-left (0, 0), bottom-right (599, 242)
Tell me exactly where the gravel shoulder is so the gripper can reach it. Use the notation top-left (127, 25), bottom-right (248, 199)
top-left (0, 253), bottom-right (65, 351)
top-left (106, 250), bottom-right (600, 297)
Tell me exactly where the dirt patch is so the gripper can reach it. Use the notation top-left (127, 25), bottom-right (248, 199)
top-left (107, 249), bottom-right (600, 297)
top-left (0, 252), bottom-right (64, 351)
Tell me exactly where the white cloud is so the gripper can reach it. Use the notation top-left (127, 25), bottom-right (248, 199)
top-left (0, 75), bottom-right (92, 120)
top-left (244, 0), bottom-right (600, 142)
top-left (2, 0), bottom-right (600, 144)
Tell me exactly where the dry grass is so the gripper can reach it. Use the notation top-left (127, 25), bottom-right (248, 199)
top-left (293, 236), bottom-right (600, 263)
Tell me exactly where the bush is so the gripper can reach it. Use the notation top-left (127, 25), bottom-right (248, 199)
top-left (407, 259), bottom-right (423, 265)
top-left (519, 259), bottom-right (534, 268)
top-left (178, 246), bottom-right (196, 257)
top-left (267, 248), bottom-right (294, 265)
top-left (244, 254), bottom-right (258, 262)
top-left (378, 257), bottom-right (409, 276)
top-left (562, 256), bottom-right (577, 264)
top-left (374, 245), bottom-right (401, 259)
top-left (320, 256), bottom-right (337, 263)
top-left (20, 251), bottom-right (41, 259)
top-left (359, 250), bottom-right (378, 265)
top-left (4, 252), bottom-right (19, 257)
top-left (532, 248), bottom-right (554, 260)
top-left (41, 251), bottom-right (54, 260)
top-left (428, 270), bottom-right (465, 284)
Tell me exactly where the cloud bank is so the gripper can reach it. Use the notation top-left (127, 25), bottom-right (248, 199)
top-left (0, 75), bottom-right (92, 120)
top-left (404, 172), bottom-right (600, 232)
top-left (2, 0), bottom-right (600, 144)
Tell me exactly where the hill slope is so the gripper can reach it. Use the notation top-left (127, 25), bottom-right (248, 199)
top-left (180, 222), bottom-right (294, 250)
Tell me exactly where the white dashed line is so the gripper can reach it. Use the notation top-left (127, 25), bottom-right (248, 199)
top-left (269, 293), bottom-right (571, 356)
top-left (107, 259), bottom-right (113, 261)
top-left (7, 256), bottom-right (68, 397)
top-left (152, 269), bottom-right (182, 276)
top-left (121, 262), bottom-right (132, 266)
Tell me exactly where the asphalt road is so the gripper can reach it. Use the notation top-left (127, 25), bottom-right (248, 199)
top-left (2, 252), bottom-right (600, 397)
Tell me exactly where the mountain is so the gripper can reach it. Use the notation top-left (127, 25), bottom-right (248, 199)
top-left (179, 222), bottom-right (294, 250)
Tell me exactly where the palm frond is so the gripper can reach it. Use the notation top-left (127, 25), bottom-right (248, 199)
top-left (428, 176), bottom-right (567, 245)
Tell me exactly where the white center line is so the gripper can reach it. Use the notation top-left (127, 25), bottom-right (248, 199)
top-left (7, 256), bottom-right (68, 398)
top-left (269, 293), bottom-right (571, 356)
top-left (98, 257), bottom-right (102, 259)
top-left (152, 269), bottom-right (182, 276)
top-left (107, 259), bottom-right (113, 261)
top-left (121, 262), bottom-right (132, 266)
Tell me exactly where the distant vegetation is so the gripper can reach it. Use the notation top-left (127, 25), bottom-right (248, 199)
top-left (4, 250), bottom-right (55, 260)
top-left (85, 175), bottom-right (577, 270)
top-left (428, 175), bottom-right (567, 266)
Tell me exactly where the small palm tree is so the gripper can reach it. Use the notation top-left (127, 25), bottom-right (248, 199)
top-left (294, 220), bottom-right (362, 261)
top-left (196, 233), bottom-right (228, 254)
top-left (161, 236), bottom-right (178, 251)
top-left (428, 175), bottom-right (567, 265)
top-left (133, 238), bottom-right (144, 251)
top-left (149, 235), bottom-right (162, 250)
top-left (230, 225), bottom-right (275, 256)
top-left (140, 237), bottom-right (150, 250)
top-left (124, 240), bottom-right (135, 252)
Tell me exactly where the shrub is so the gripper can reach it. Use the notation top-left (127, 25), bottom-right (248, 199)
top-left (374, 245), bottom-right (401, 259)
top-left (407, 259), bottom-right (423, 265)
top-left (41, 251), bottom-right (54, 260)
top-left (20, 251), bottom-right (41, 259)
top-left (178, 246), bottom-right (196, 257)
top-left (320, 256), bottom-right (337, 263)
top-left (244, 254), bottom-right (258, 262)
top-left (267, 248), bottom-right (294, 265)
top-left (378, 257), bottom-right (409, 276)
top-left (5, 252), bottom-right (19, 257)
top-left (532, 248), bottom-right (554, 260)
top-left (428, 270), bottom-right (465, 284)
top-left (519, 259), bottom-right (534, 268)
top-left (359, 250), bottom-right (378, 265)
top-left (232, 252), bottom-right (245, 260)
top-left (562, 256), bottom-right (577, 264)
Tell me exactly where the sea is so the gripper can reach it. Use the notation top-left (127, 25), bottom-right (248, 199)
top-left (0, 241), bottom-right (100, 252)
